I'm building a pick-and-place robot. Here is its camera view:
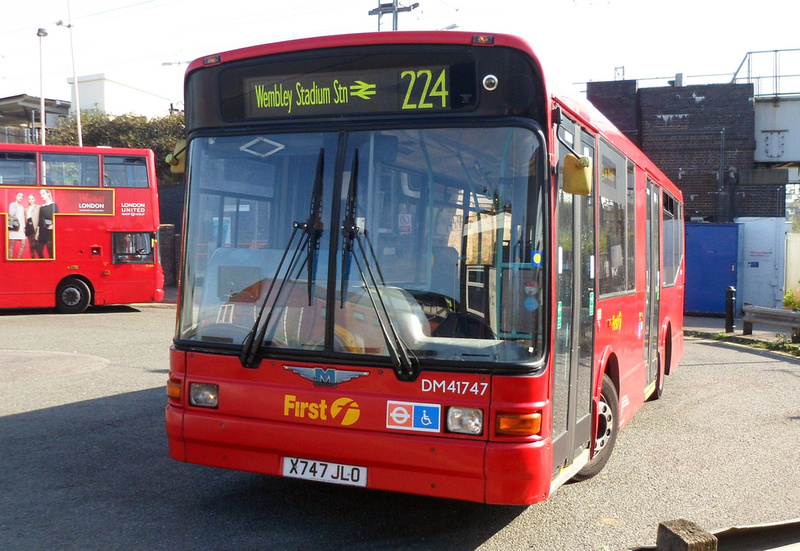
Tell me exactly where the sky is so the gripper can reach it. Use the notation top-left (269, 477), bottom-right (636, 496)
top-left (2, 0), bottom-right (799, 112)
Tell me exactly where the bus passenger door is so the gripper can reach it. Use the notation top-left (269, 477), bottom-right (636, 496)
top-left (551, 123), bottom-right (595, 480)
top-left (644, 181), bottom-right (661, 389)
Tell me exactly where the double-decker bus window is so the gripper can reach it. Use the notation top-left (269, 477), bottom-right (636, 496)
top-left (0, 152), bottom-right (36, 186)
top-left (42, 153), bottom-right (100, 187)
top-left (113, 232), bottom-right (155, 263)
top-left (103, 156), bottom-right (149, 188)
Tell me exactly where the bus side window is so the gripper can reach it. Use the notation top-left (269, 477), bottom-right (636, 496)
top-left (0, 152), bottom-right (37, 185)
top-left (113, 232), bottom-right (155, 263)
top-left (103, 156), bottom-right (149, 188)
top-left (42, 154), bottom-right (100, 186)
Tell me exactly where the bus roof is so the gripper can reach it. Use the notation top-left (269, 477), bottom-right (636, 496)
top-left (554, 91), bottom-right (681, 200)
top-left (186, 30), bottom-right (543, 80)
top-left (0, 143), bottom-right (155, 157)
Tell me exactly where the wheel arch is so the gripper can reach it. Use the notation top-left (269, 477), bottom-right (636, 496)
top-left (595, 345), bottom-right (620, 399)
top-left (660, 318), bottom-right (673, 376)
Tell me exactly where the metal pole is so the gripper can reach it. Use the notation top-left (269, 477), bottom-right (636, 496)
top-left (59, 0), bottom-right (82, 147)
top-left (37, 28), bottom-right (47, 145)
top-left (725, 286), bottom-right (736, 333)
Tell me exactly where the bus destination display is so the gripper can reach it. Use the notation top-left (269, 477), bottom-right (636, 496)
top-left (244, 66), bottom-right (451, 118)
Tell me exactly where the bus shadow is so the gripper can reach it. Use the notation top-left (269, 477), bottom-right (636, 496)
top-left (0, 388), bottom-right (524, 551)
top-left (209, 477), bottom-right (527, 550)
top-left (0, 304), bottom-right (141, 316)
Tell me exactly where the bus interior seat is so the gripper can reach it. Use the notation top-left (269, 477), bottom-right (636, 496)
top-left (203, 247), bottom-right (329, 306)
top-left (432, 311), bottom-right (495, 340)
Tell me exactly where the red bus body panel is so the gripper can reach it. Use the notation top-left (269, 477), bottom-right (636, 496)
top-left (167, 348), bottom-right (555, 505)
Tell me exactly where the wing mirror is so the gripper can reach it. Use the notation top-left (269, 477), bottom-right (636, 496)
top-left (166, 139), bottom-right (186, 174)
top-left (563, 153), bottom-right (592, 196)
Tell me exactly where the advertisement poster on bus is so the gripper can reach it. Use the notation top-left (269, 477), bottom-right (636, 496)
top-left (4, 187), bottom-right (114, 261)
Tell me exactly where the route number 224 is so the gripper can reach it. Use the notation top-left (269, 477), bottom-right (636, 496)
top-left (400, 69), bottom-right (448, 110)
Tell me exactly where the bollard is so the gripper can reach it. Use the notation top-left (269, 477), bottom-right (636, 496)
top-left (725, 286), bottom-right (736, 333)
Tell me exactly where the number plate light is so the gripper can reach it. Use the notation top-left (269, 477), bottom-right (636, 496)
top-left (446, 407), bottom-right (483, 435)
top-left (189, 383), bottom-right (219, 408)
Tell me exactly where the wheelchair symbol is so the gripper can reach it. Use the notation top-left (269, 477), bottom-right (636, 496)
top-left (420, 410), bottom-right (432, 426)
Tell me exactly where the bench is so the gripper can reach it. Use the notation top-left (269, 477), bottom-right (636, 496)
top-left (742, 303), bottom-right (800, 343)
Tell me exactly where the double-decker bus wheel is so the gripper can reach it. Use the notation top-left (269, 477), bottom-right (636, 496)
top-left (56, 278), bottom-right (91, 314)
top-left (574, 374), bottom-right (619, 481)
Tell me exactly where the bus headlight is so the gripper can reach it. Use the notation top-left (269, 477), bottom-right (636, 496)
top-left (189, 383), bottom-right (219, 408)
top-left (446, 407), bottom-right (483, 435)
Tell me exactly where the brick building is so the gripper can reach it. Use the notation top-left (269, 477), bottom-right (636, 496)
top-left (587, 80), bottom-right (787, 222)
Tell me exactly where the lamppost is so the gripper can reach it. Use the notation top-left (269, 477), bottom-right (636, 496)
top-left (368, 1), bottom-right (419, 31)
top-left (57, 7), bottom-right (82, 146)
top-left (37, 28), bottom-right (47, 145)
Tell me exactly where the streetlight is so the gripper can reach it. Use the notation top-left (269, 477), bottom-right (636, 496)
top-left (368, 1), bottom-right (419, 31)
top-left (57, 2), bottom-right (82, 146)
top-left (37, 28), bottom-right (47, 145)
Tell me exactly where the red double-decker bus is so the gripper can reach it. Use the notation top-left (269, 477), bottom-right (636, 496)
top-left (1, 143), bottom-right (164, 313)
top-left (166, 31), bottom-right (684, 505)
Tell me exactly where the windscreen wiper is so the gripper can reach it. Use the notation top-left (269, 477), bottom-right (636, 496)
top-left (340, 150), bottom-right (419, 382)
top-left (340, 152), bottom-right (358, 308)
top-left (304, 148), bottom-right (324, 305)
top-left (240, 148), bottom-right (325, 369)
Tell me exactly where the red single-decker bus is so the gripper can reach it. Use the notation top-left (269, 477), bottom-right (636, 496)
top-left (166, 31), bottom-right (684, 505)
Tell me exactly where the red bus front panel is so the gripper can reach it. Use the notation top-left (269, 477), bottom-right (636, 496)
top-left (167, 348), bottom-right (554, 505)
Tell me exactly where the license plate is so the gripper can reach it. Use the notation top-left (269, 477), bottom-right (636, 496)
top-left (282, 457), bottom-right (367, 487)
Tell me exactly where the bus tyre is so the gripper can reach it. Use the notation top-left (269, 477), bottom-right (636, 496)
top-left (56, 278), bottom-right (91, 314)
top-left (574, 374), bottom-right (618, 481)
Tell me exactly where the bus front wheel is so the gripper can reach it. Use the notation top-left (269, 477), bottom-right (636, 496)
top-left (56, 278), bottom-right (91, 314)
top-left (573, 374), bottom-right (619, 481)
